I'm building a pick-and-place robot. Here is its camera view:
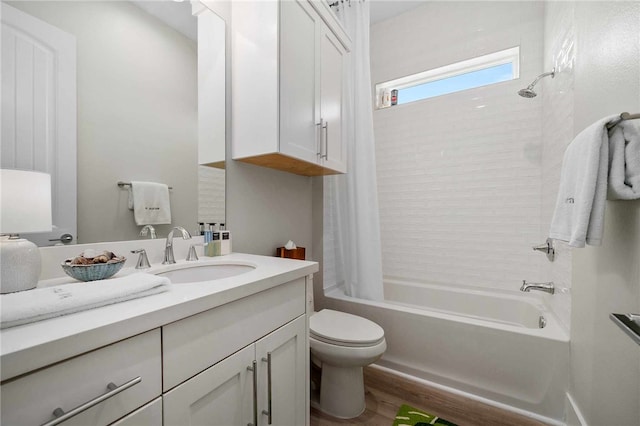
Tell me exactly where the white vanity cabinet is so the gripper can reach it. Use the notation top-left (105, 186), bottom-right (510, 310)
top-left (164, 316), bottom-right (306, 426)
top-left (110, 398), bottom-right (163, 426)
top-left (255, 315), bottom-right (307, 425)
top-left (164, 344), bottom-right (255, 425)
top-left (0, 329), bottom-right (162, 426)
top-left (232, 0), bottom-right (349, 176)
top-left (0, 253), bottom-right (317, 426)
top-left (162, 278), bottom-right (308, 425)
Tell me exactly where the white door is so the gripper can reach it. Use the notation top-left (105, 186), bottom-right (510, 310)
top-left (256, 316), bottom-right (306, 426)
top-left (1, 4), bottom-right (77, 246)
top-left (279, 0), bottom-right (321, 164)
top-left (320, 25), bottom-right (346, 173)
top-left (163, 344), bottom-right (255, 426)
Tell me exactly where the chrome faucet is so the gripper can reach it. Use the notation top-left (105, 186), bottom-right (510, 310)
top-left (163, 226), bottom-right (192, 265)
top-left (140, 225), bottom-right (157, 239)
top-left (520, 280), bottom-right (555, 294)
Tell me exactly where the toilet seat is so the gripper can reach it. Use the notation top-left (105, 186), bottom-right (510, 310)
top-left (310, 309), bottom-right (385, 347)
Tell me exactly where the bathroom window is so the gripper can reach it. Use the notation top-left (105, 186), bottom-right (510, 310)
top-left (375, 46), bottom-right (520, 108)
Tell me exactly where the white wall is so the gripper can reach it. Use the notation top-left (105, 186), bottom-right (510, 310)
top-left (9, 1), bottom-right (199, 243)
top-left (370, 2), bottom-right (546, 292)
top-left (227, 162), bottom-right (313, 257)
top-left (560, 2), bottom-right (640, 425)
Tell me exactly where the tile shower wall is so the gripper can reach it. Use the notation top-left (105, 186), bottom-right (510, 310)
top-left (540, 1), bottom-right (575, 332)
top-left (198, 166), bottom-right (226, 225)
top-left (371, 2), bottom-right (545, 292)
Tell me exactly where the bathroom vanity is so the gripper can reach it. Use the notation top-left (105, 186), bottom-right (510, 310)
top-left (0, 252), bottom-right (317, 426)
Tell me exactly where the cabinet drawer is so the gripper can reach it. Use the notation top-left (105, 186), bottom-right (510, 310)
top-left (163, 278), bottom-right (306, 391)
top-left (110, 397), bottom-right (162, 426)
top-left (1, 329), bottom-right (161, 426)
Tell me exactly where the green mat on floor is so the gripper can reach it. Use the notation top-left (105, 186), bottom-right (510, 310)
top-left (392, 404), bottom-right (458, 426)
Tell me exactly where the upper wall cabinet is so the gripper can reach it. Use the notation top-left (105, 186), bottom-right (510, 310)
top-left (231, 0), bottom-right (350, 176)
top-left (193, 1), bottom-right (226, 169)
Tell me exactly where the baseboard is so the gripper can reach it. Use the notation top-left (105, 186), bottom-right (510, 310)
top-left (368, 363), bottom-right (565, 426)
top-left (565, 393), bottom-right (588, 426)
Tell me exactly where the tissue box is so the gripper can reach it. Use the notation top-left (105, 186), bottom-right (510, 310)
top-left (276, 247), bottom-right (305, 260)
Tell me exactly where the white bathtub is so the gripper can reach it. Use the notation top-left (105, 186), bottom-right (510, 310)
top-left (321, 278), bottom-right (569, 424)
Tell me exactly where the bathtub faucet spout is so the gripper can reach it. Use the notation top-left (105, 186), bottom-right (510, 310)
top-left (520, 280), bottom-right (554, 294)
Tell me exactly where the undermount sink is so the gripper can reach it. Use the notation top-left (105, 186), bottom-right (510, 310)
top-left (156, 264), bottom-right (255, 284)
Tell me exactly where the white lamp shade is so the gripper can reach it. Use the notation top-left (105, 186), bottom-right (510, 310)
top-left (1, 169), bottom-right (53, 234)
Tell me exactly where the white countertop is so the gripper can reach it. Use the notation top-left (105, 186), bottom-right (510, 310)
top-left (0, 253), bottom-right (318, 382)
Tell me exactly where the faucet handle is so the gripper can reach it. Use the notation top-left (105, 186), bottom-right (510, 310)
top-left (532, 238), bottom-right (555, 261)
top-left (186, 244), bottom-right (202, 262)
top-left (131, 249), bottom-right (151, 269)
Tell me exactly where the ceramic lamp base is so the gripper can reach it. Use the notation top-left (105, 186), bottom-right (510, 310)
top-left (0, 236), bottom-right (41, 293)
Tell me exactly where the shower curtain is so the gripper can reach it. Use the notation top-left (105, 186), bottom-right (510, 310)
top-left (323, 0), bottom-right (384, 301)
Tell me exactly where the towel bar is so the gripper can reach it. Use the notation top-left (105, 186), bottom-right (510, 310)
top-left (606, 112), bottom-right (640, 130)
top-left (117, 181), bottom-right (173, 190)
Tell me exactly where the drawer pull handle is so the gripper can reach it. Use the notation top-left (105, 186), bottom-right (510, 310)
top-left (41, 376), bottom-right (142, 426)
top-left (247, 361), bottom-right (258, 426)
top-left (262, 352), bottom-right (273, 424)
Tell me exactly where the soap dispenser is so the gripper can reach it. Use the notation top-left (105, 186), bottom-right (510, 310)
top-left (220, 230), bottom-right (231, 255)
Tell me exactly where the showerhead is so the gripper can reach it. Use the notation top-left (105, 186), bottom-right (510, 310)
top-left (518, 68), bottom-right (555, 98)
top-left (518, 87), bottom-right (537, 98)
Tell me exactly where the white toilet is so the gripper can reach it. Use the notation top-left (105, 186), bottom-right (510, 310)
top-left (309, 309), bottom-right (387, 419)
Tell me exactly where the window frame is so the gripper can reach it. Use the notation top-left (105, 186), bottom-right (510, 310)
top-left (375, 46), bottom-right (520, 109)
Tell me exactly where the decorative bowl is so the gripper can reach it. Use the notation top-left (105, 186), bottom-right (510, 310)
top-left (61, 258), bottom-right (126, 282)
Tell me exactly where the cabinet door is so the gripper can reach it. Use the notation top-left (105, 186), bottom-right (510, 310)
top-left (279, 0), bottom-right (321, 164)
top-left (163, 345), bottom-right (254, 426)
top-left (319, 24), bottom-right (347, 173)
top-left (256, 316), bottom-right (307, 426)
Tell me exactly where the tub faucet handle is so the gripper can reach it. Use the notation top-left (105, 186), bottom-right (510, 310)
top-left (532, 238), bottom-right (555, 261)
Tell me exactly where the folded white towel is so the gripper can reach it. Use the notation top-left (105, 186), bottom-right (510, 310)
top-left (128, 181), bottom-right (172, 226)
top-left (0, 273), bottom-right (171, 329)
top-left (608, 120), bottom-right (640, 200)
top-left (549, 115), bottom-right (617, 247)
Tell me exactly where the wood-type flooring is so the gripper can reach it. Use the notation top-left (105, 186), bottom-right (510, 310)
top-left (310, 366), bottom-right (548, 426)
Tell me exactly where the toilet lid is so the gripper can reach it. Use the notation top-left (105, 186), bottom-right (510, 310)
top-left (310, 309), bottom-right (384, 345)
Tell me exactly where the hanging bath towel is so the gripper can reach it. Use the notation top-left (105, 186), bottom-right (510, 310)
top-left (608, 120), bottom-right (640, 200)
top-left (128, 181), bottom-right (172, 225)
top-left (549, 115), bottom-right (617, 247)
